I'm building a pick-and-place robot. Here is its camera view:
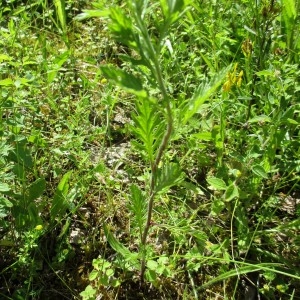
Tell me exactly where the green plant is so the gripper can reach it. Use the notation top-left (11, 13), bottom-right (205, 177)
top-left (80, 256), bottom-right (121, 300)
top-left (0, 1), bottom-right (97, 297)
top-left (76, 0), bottom-right (228, 287)
top-left (1, 0), bottom-right (299, 298)
top-left (281, 0), bottom-right (299, 63)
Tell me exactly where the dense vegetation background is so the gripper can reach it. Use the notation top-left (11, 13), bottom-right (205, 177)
top-left (0, 0), bottom-right (299, 299)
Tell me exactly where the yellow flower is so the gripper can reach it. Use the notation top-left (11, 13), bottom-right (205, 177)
top-left (232, 63), bottom-right (238, 74)
top-left (223, 64), bottom-right (243, 91)
top-left (35, 225), bottom-right (43, 231)
top-left (223, 80), bottom-right (232, 92)
top-left (237, 70), bottom-right (243, 87)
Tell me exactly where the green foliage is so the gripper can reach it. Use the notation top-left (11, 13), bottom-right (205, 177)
top-left (100, 65), bottom-right (147, 97)
top-left (54, 0), bottom-right (67, 34)
top-left (130, 98), bottom-right (164, 163)
top-left (155, 162), bottom-right (185, 194)
top-left (47, 50), bottom-right (71, 83)
top-left (181, 68), bottom-right (229, 124)
top-left (128, 184), bottom-right (147, 239)
top-left (50, 171), bottom-right (72, 222)
top-left (281, 0), bottom-right (299, 60)
top-left (103, 224), bottom-right (136, 263)
top-left (80, 285), bottom-right (97, 300)
top-left (1, 0), bottom-right (299, 298)
top-left (108, 6), bottom-right (137, 48)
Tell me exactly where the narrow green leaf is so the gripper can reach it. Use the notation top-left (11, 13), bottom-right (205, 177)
top-left (74, 9), bottom-right (110, 21)
top-left (282, 0), bottom-right (296, 20)
top-left (100, 66), bottom-right (147, 97)
top-left (54, 0), bottom-right (67, 34)
top-left (12, 2), bottom-right (39, 15)
top-left (252, 165), bottom-right (268, 179)
top-left (200, 265), bottom-right (266, 290)
top-left (27, 202), bottom-right (42, 225)
top-left (206, 177), bottom-right (227, 190)
top-left (281, 0), bottom-right (297, 49)
top-left (0, 197), bottom-right (13, 207)
top-left (243, 25), bottom-right (257, 35)
top-left (248, 115), bottom-right (272, 123)
top-left (9, 140), bottom-right (33, 169)
top-left (192, 132), bottom-right (212, 141)
top-left (57, 217), bottom-right (71, 240)
top-left (286, 118), bottom-right (299, 125)
top-left (27, 178), bottom-right (46, 202)
top-left (50, 171), bottom-right (72, 221)
top-left (47, 50), bottom-right (70, 83)
top-left (12, 205), bottom-right (27, 228)
top-left (161, 0), bottom-right (191, 25)
top-left (103, 225), bottom-right (140, 269)
top-left (199, 51), bottom-right (215, 72)
top-left (145, 269), bottom-right (157, 283)
top-left (256, 70), bottom-right (276, 77)
top-left (155, 162), bottom-right (184, 194)
top-left (129, 184), bottom-right (147, 236)
top-left (183, 67), bottom-right (229, 124)
top-left (235, 205), bottom-right (250, 252)
top-left (103, 224), bottom-right (133, 259)
top-left (12, 164), bottom-right (25, 180)
top-left (109, 6), bottom-right (137, 49)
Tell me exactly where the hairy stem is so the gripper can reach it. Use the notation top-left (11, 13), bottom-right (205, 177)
top-left (140, 102), bottom-right (172, 280)
top-left (132, 0), bottom-right (174, 282)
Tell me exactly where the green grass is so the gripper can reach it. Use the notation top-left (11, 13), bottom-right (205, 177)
top-left (0, 0), bottom-right (299, 299)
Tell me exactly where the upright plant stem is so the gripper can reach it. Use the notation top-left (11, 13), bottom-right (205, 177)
top-left (140, 101), bottom-right (172, 281)
top-left (131, 0), bottom-right (176, 282)
top-left (133, 6), bottom-right (174, 280)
